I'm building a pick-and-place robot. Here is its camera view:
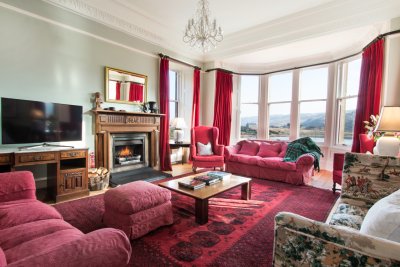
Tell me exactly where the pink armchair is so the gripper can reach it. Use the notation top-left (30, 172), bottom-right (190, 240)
top-left (191, 126), bottom-right (224, 172)
top-left (332, 153), bottom-right (344, 193)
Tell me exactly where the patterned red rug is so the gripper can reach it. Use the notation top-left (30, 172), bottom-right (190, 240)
top-left (54, 176), bottom-right (338, 266)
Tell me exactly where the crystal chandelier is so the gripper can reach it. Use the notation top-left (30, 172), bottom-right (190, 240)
top-left (183, 0), bottom-right (223, 53)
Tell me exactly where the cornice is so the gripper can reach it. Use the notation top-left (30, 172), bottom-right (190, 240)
top-left (43, 0), bottom-right (163, 44)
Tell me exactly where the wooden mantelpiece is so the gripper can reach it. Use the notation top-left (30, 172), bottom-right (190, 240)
top-left (92, 110), bottom-right (164, 172)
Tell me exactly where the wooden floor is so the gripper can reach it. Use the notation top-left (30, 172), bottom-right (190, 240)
top-left (170, 163), bottom-right (336, 191)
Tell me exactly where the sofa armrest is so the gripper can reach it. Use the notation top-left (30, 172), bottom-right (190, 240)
top-left (9, 228), bottom-right (131, 267)
top-left (224, 145), bottom-right (240, 160)
top-left (274, 212), bottom-right (400, 266)
top-left (295, 154), bottom-right (314, 167)
top-left (0, 171), bottom-right (36, 203)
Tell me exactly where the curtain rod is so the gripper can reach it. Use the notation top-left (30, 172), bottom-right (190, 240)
top-left (205, 29), bottom-right (400, 76)
top-left (158, 53), bottom-right (201, 70)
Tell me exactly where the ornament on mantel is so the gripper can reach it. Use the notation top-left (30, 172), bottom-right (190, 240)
top-left (93, 92), bottom-right (103, 110)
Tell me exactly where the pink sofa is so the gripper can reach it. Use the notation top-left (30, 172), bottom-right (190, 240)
top-left (224, 140), bottom-right (315, 185)
top-left (0, 171), bottom-right (131, 267)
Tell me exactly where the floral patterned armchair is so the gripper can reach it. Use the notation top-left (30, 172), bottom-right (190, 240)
top-left (273, 152), bottom-right (400, 266)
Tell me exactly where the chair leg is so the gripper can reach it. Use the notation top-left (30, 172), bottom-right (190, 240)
top-left (332, 182), bottom-right (336, 193)
top-left (192, 166), bottom-right (197, 173)
top-left (214, 167), bottom-right (216, 170)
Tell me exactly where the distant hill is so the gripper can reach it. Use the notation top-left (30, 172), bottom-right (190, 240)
top-left (241, 110), bottom-right (355, 131)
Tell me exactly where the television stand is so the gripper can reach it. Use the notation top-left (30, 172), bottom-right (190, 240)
top-left (18, 143), bottom-right (74, 151)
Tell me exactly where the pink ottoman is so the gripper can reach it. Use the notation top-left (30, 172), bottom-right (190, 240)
top-left (103, 181), bottom-right (173, 239)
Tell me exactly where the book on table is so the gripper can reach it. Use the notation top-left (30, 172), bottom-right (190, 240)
top-left (178, 179), bottom-right (206, 190)
top-left (193, 175), bottom-right (221, 185)
top-left (207, 171), bottom-right (231, 180)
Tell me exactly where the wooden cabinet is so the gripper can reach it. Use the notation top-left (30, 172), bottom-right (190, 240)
top-left (0, 148), bottom-right (89, 202)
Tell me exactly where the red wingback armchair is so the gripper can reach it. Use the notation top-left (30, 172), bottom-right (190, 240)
top-left (332, 153), bottom-right (344, 193)
top-left (191, 126), bottom-right (224, 172)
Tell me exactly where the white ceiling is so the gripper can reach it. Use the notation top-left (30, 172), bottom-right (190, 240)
top-left (45, 0), bottom-right (400, 69)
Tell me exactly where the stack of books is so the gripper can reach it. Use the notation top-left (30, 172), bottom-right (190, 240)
top-left (178, 179), bottom-right (206, 190)
top-left (207, 171), bottom-right (231, 180)
top-left (194, 175), bottom-right (221, 185)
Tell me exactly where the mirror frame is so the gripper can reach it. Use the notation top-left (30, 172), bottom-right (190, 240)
top-left (105, 66), bottom-right (147, 105)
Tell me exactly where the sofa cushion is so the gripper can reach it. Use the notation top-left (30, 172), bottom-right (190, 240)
top-left (257, 143), bottom-right (281, 157)
top-left (257, 157), bottom-right (296, 171)
top-left (229, 154), bottom-right (261, 166)
top-left (238, 141), bottom-right (260, 156)
top-left (4, 228), bottom-right (83, 264)
top-left (197, 142), bottom-right (214, 156)
top-left (0, 247), bottom-right (6, 267)
top-left (0, 219), bottom-right (76, 251)
top-left (104, 181), bottom-right (171, 214)
top-left (329, 203), bottom-right (368, 230)
top-left (0, 199), bottom-right (63, 230)
top-left (278, 143), bottom-right (288, 157)
top-left (360, 189), bottom-right (400, 242)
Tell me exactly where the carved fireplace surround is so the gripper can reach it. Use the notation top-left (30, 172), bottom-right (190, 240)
top-left (93, 110), bottom-right (163, 173)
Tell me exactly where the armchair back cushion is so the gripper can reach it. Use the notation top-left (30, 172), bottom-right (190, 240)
top-left (0, 171), bottom-right (36, 202)
top-left (341, 152), bottom-right (400, 208)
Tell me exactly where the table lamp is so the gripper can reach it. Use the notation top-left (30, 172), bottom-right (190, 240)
top-left (373, 106), bottom-right (400, 157)
top-left (171, 118), bottom-right (187, 143)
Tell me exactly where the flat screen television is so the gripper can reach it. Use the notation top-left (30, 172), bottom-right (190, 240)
top-left (1, 98), bottom-right (83, 144)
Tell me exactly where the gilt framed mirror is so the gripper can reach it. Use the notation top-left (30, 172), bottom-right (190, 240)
top-left (105, 67), bottom-right (147, 104)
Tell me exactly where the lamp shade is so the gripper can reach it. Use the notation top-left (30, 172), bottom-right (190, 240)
top-left (171, 117), bottom-right (187, 129)
top-left (374, 106), bottom-right (400, 132)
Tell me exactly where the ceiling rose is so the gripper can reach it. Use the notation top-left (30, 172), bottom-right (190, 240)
top-left (183, 0), bottom-right (223, 53)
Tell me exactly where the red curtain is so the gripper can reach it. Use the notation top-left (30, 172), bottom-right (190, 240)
top-left (213, 70), bottom-right (233, 146)
top-left (191, 68), bottom-right (201, 128)
top-left (116, 82), bottom-right (121, 100)
top-left (159, 58), bottom-right (172, 171)
top-left (129, 83), bottom-right (144, 102)
top-left (351, 39), bottom-right (384, 152)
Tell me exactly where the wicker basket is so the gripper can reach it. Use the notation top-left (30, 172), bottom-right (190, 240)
top-left (88, 167), bottom-right (110, 191)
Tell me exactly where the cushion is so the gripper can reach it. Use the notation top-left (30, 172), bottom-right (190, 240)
top-left (0, 247), bottom-right (6, 267)
top-left (229, 154), bottom-right (261, 165)
top-left (197, 142), bottom-right (214, 156)
top-left (257, 157), bottom-right (296, 171)
top-left (104, 181), bottom-right (171, 214)
top-left (257, 142), bottom-right (281, 157)
top-left (278, 143), bottom-right (288, 157)
top-left (192, 155), bottom-right (224, 163)
top-left (0, 199), bottom-right (63, 230)
top-left (360, 189), bottom-right (400, 242)
top-left (238, 141), bottom-right (260, 156)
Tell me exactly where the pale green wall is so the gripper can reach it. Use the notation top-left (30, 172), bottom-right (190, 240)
top-left (0, 0), bottom-right (200, 151)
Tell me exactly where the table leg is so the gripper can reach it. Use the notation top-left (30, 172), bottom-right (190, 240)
top-left (241, 181), bottom-right (251, 200)
top-left (195, 198), bottom-right (208, 225)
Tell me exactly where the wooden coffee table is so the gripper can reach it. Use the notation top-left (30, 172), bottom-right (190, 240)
top-left (159, 173), bottom-right (251, 225)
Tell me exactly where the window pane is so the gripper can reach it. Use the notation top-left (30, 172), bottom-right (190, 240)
top-left (240, 76), bottom-right (259, 103)
top-left (346, 58), bottom-right (361, 96)
top-left (299, 101), bottom-right (326, 142)
top-left (169, 102), bottom-right (176, 121)
top-left (268, 72), bottom-right (292, 102)
top-left (300, 67), bottom-right (328, 100)
top-left (240, 104), bottom-right (258, 139)
top-left (269, 103), bottom-right (290, 140)
top-left (169, 71), bottom-right (177, 100)
top-left (337, 97), bottom-right (357, 146)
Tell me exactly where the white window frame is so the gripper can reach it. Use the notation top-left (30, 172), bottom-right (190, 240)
top-left (238, 75), bottom-right (261, 139)
top-left (334, 57), bottom-right (361, 147)
top-left (169, 70), bottom-right (181, 119)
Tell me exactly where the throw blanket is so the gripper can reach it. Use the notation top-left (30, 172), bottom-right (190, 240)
top-left (283, 137), bottom-right (324, 171)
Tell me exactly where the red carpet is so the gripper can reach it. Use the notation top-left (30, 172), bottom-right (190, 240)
top-left (54, 176), bottom-right (338, 266)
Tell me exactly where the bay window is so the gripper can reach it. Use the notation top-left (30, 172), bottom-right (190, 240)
top-left (240, 76), bottom-right (259, 139)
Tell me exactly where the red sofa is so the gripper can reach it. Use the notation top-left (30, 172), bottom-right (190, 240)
top-left (224, 140), bottom-right (315, 185)
top-left (0, 171), bottom-right (131, 267)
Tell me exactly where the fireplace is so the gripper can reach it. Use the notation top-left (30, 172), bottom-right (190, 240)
top-left (111, 133), bottom-right (149, 173)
